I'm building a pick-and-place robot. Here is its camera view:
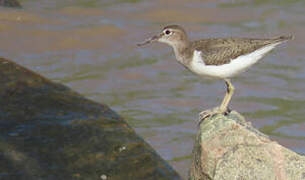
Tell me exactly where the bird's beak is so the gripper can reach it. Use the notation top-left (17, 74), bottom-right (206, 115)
top-left (137, 33), bottom-right (163, 47)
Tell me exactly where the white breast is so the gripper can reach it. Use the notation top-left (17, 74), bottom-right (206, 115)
top-left (189, 43), bottom-right (281, 79)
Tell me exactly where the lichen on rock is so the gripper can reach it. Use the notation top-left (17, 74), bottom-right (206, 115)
top-left (190, 111), bottom-right (305, 180)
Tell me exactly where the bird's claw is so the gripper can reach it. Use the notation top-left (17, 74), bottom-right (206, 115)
top-left (198, 107), bottom-right (231, 126)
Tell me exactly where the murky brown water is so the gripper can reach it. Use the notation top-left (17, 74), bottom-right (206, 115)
top-left (1, 0), bottom-right (305, 178)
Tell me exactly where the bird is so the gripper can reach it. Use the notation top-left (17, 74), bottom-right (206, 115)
top-left (137, 25), bottom-right (293, 123)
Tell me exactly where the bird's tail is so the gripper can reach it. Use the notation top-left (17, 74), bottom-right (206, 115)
top-left (273, 35), bottom-right (294, 43)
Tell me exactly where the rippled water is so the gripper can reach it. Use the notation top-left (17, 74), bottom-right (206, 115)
top-left (1, 0), bottom-right (305, 178)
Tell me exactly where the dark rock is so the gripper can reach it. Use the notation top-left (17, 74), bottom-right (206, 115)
top-left (189, 111), bottom-right (305, 180)
top-left (0, 0), bottom-right (21, 8)
top-left (0, 58), bottom-right (181, 180)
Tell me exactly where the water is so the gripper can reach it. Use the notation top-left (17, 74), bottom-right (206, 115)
top-left (1, 0), bottom-right (305, 178)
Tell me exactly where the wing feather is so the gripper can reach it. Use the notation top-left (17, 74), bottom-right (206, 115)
top-left (190, 37), bottom-right (289, 66)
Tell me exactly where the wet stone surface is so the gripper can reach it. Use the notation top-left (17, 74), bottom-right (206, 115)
top-left (0, 58), bottom-right (181, 180)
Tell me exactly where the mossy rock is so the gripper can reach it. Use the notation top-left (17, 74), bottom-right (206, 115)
top-left (0, 58), bottom-right (181, 180)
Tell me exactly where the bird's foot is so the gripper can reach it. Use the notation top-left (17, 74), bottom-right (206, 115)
top-left (198, 107), bottom-right (231, 126)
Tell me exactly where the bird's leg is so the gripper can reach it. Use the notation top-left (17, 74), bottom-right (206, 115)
top-left (219, 79), bottom-right (234, 114)
top-left (198, 79), bottom-right (234, 124)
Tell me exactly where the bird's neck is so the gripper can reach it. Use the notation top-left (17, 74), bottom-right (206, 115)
top-left (172, 40), bottom-right (191, 65)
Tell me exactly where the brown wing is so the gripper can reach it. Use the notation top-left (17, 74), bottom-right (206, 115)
top-left (191, 36), bottom-right (291, 66)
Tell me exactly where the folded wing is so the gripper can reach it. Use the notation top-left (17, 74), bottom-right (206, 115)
top-left (191, 36), bottom-right (292, 66)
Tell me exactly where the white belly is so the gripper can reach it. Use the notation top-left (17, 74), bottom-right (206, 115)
top-left (189, 43), bottom-right (281, 79)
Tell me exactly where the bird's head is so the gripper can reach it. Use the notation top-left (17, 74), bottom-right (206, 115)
top-left (137, 25), bottom-right (188, 48)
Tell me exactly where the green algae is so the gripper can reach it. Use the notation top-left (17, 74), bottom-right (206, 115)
top-left (171, 155), bottom-right (192, 162)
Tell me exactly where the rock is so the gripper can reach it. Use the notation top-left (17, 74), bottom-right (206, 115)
top-left (0, 57), bottom-right (181, 180)
top-left (0, 0), bottom-right (21, 8)
top-left (189, 111), bottom-right (305, 180)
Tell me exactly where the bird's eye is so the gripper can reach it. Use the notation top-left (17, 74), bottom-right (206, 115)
top-left (165, 30), bottom-right (171, 35)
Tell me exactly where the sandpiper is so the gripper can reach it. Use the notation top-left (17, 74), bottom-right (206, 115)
top-left (137, 25), bottom-right (292, 122)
